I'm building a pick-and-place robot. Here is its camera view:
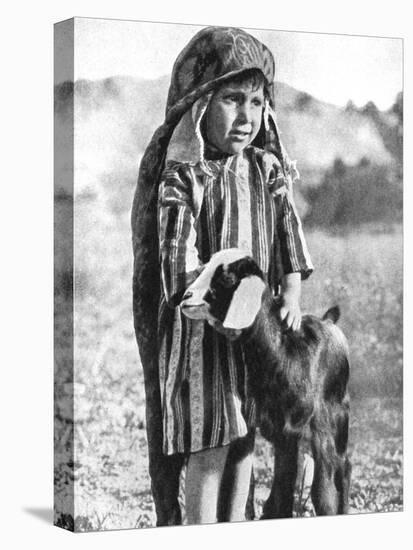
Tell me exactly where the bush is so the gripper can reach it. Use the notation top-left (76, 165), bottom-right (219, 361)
top-left (305, 157), bottom-right (402, 227)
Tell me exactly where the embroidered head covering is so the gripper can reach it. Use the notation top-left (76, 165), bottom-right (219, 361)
top-left (131, 26), bottom-right (295, 360)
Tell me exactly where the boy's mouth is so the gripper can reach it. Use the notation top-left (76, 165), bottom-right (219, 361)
top-left (229, 130), bottom-right (250, 140)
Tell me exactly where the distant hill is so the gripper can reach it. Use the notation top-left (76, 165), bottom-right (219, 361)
top-left (54, 75), bottom-right (402, 203)
top-left (273, 83), bottom-right (401, 180)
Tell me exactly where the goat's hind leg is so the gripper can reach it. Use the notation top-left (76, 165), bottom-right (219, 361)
top-left (261, 434), bottom-right (299, 519)
top-left (311, 403), bottom-right (350, 516)
top-left (334, 400), bottom-right (351, 514)
top-left (336, 453), bottom-right (351, 514)
top-left (310, 427), bottom-right (337, 515)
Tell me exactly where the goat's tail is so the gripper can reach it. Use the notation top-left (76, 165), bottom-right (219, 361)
top-left (322, 306), bottom-right (340, 324)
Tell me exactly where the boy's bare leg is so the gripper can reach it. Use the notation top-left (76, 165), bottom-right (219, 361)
top-left (218, 431), bottom-right (255, 522)
top-left (185, 445), bottom-right (230, 524)
top-left (225, 452), bottom-right (253, 521)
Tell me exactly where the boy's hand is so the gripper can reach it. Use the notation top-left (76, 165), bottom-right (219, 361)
top-left (279, 272), bottom-right (302, 331)
top-left (279, 295), bottom-right (302, 331)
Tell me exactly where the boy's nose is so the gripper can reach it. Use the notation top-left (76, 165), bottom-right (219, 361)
top-left (237, 102), bottom-right (252, 123)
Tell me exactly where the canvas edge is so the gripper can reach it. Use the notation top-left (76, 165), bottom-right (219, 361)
top-left (54, 17), bottom-right (75, 533)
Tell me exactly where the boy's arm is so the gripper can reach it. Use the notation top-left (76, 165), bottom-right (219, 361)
top-left (274, 188), bottom-right (313, 281)
top-left (158, 164), bottom-right (203, 308)
top-left (272, 163), bottom-right (314, 330)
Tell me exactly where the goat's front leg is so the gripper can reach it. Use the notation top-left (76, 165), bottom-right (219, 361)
top-left (262, 434), bottom-right (299, 519)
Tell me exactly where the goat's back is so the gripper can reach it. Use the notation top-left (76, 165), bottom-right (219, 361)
top-left (245, 311), bottom-right (349, 441)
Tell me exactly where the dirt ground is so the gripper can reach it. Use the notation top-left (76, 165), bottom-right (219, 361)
top-left (54, 214), bottom-right (403, 531)
top-left (54, 394), bottom-right (402, 531)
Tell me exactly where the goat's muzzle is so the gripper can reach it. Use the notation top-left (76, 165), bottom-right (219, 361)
top-left (180, 289), bottom-right (212, 320)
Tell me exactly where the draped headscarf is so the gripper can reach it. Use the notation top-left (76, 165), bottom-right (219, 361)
top-left (131, 26), bottom-right (296, 374)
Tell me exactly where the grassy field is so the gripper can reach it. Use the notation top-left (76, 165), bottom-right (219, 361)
top-left (54, 198), bottom-right (403, 530)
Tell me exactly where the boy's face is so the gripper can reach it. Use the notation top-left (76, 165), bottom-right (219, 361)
top-left (206, 82), bottom-right (265, 155)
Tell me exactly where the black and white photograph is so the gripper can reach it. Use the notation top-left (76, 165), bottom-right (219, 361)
top-left (53, 16), bottom-right (403, 532)
top-left (4, 3), bottom-right (410, 547)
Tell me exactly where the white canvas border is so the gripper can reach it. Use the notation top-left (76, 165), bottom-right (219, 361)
top-left (1, 0), bottom-right (410, 548)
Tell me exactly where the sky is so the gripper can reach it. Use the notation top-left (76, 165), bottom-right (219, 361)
top-left (62, 17), bottom-right (403, 110)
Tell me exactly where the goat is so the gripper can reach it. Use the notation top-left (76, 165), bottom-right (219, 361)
top-left (180, 248), bottom-right (351, 518)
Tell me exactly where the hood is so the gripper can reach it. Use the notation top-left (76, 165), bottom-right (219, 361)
top-left (165, 92), bottom-right (213, 167)
top-left (165, 26), bottom-right (276, 122)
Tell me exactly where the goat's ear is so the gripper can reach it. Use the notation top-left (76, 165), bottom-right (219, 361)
top-left (223, 276), bottom-right (265, 330)
top-left (322, 306), bottom-right (340, 324)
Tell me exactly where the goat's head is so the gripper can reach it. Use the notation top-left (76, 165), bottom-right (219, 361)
top-left (180, 248), bottom-right (266, 330)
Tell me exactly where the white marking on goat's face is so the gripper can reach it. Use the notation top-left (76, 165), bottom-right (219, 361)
top-left (180, 248), bottom-right (265, 329)
top-left (180, 249), bottom-right (245, 320)
top-left (222, 275), bottom-right (265, 329)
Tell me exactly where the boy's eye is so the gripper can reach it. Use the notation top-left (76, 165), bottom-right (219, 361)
top-left (222, 94), bottom-right (263, 107)
top-left (223, 94), bottom-right (240, 103)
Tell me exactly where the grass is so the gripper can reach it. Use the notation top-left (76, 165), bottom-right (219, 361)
top-left (54, 195), bottom-right (403, 530)
top-left (302, 226), bottom-right (402, 398)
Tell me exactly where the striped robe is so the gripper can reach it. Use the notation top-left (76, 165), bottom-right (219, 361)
top-left (158, 145), bottom-right (313, 455)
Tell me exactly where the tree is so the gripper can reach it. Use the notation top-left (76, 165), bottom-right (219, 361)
top-left (304, 157), bottom-right (402, 227)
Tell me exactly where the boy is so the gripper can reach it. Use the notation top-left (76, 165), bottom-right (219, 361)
top-left (132, 26), bottom-right (313, 526)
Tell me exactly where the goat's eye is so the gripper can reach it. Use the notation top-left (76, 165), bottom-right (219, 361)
top-left (220, 272), bottom-right (237, 288)
top-left (204, 288), bottom-right (216, 303)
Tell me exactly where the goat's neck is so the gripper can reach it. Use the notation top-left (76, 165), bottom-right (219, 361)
top-left (243, 288), bottom-right (282, 353)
